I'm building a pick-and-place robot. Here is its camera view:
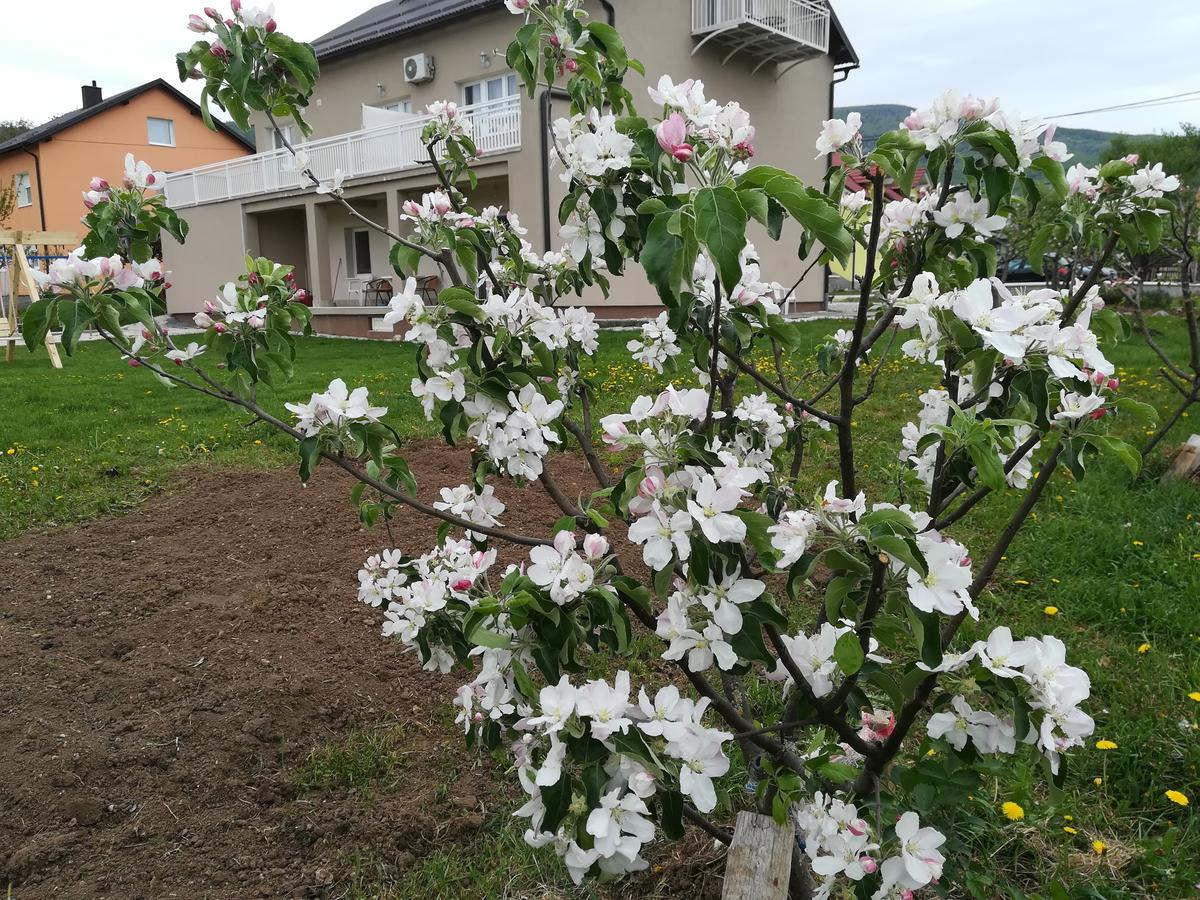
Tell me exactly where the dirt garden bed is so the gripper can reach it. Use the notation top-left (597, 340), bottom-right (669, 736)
top-left (0, 443), bottom-right (729, 899)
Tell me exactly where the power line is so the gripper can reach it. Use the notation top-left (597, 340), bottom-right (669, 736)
top-left (1048, 89), bottom-right (1200, 119)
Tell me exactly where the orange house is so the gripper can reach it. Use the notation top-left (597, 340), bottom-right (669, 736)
top-left (0, 79), bottom-right (253, 234)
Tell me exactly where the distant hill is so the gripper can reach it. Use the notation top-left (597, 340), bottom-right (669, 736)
top-left (833, 103), bottom-right (1149, 166)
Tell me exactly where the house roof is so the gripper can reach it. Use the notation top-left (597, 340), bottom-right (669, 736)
top-left (313, 0), bottom-right (859, 68)
top-left (312, 0), bottom-right (505, 62)
top-left (0, 78), bottom-right (256, 158)
top-left (836, 153), bottom-right (927, 199)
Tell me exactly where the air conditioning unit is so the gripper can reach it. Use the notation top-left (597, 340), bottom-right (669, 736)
top-left (404, 53), bottom-right (435, 84)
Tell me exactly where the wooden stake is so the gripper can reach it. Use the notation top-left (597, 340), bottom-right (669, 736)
top-left (722, 811), bottom-right (795, 900)
top-left (1165, 435), bottom-right (1200, 482)
top-left (0, 231), bottom-right (73, 369)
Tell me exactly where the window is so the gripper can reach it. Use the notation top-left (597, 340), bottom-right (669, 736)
top-left (147, 117), bottom-right (175, 146)
top-left (350, 229), bottom-right (372, 276)
top-left (380, 100), bottom-right (413, 114)
top-left (15, 172), bottom-right (32, 208)
top-left (461, 74), bottom-right (518, 107)
top-left (272, 124), bottom-right (296, 150)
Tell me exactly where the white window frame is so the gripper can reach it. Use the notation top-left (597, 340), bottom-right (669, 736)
top-left (147, 117), bottom-right (176, 147)
top-left (461, 73), bottom-right (518, 107)
top-left (380, 99), bottom-right (413, 114)
top-left (272, 123), bottom-right (296, 150)
top-left (349, 228), bottom-right (373, 277)
top-left (15, 172), bottom-right (32, 208)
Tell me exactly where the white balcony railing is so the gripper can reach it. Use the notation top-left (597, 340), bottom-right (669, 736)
top-left (692, 0), bottom-right (830, 60)
top-left (164, 96), bottom-right (521, 209)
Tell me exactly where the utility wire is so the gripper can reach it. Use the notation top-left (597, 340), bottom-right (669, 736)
top-left (1048, 89), bottom-right (1200, 119)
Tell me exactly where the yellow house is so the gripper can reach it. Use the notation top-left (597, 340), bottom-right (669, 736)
top-left (0, 79), bottom-right (253, 234)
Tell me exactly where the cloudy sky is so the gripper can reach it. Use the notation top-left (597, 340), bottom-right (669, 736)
top-left (2, 0), bottom-right (1197, 135)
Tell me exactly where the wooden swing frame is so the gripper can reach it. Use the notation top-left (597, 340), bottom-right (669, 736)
top-left (1, 229), bottom-right (74, 368)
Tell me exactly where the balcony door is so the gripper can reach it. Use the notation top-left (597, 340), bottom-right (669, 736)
top-left (462, 74), bottom-right (519, 149)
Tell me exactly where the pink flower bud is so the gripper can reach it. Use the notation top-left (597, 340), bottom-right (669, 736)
top-left (402, 199), bottom-right (422, 216)
top-left (141, 328), bottom-right (154, 341)
top-left (433, 195), bottom-right (452, 215)
top-left (210, 40), bottom-right (229, 58)
top-left (582, 534), bottom-right (609, 560)
top-left (472, 711), bottom-right (483, 723)
top-left (204, 6), bottom-right (220, 19)
top-left (859, 857), bottom-right (878, 875)
top-left (1107, 377), bottom-right (1119, 391)
top-left (128, 358), bottom-right (141, 367)
top-left (548, 33), bottom-right (561, 47)
top-left (188, 13), bottom-right (211, 31)
top-left (511, 0), bottom-right (529, 7)
top-left (563, 58), bottom-right (578, 73)
top-left (453, 578), bottom-right (473, 592)
top-left (213, 322), bottom-right (227, 333)
top-left (733, 140), bottom-right (755, 159)
top-left (784, 402), bottom-right (794, 413)
top-left (901, 892), bottom-right (915, 900)
top-left (1090, 408), bottom-right (1107, 420)
top-left (89, 177), bottom-right (109, 192)
top-left (1122, 153), bottom-right (1139, 165)
top-left (265, 18), bottom-right (276, 32)
top-left (230, 0), bottom-right (241, 11)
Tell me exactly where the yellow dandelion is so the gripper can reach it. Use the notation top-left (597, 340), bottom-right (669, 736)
top-left (1092, 840), bottom-right (1107, 855)
top-left (254, 439), bottom-right (263, 445)
top-left (1138, 643), bottom-right (1151, 654)
top-left (1013, 578), bottom-right (1030, 585)
top-left (30, 465), bottom-right (39, 472)
top-left (1188, 692), bottom-right (1200, 703)
top-left (1063, 815), bottom-right (1074, 821)
top-left (1094, 777), bottom-right (1103, 786)
top-left (1044, 606), bottom-right (1059, 617)
top-left (1095, 740), bottom-right (1118, 751)
top-left (1064, 826), bottom-right (1078, 835)
top-left (1001, 802), bottom-right (1025, 821)
top-left (5, 448), bottom-right (14, 455)
top-left (1165, 790), bottom-right (1189, 807)
top-left (1132, 539), bottom-right (1144, 547)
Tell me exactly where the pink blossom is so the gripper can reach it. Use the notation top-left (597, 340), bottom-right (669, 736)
top-left (88, 177), bottom-right (109, 192)
top-left (188, 13), bottom-right (211, 31)
top-left (582, 534), bottom-right (609, 560)
top-left (656, 113), bottom-right (694, 162)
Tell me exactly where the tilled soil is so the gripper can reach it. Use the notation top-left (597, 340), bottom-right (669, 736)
top-left (0, 444), bottom-right (666, 899)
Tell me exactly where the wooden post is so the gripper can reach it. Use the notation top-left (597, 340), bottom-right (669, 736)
top-left (1165, 434), bottom-right (1200, 482)
top-left (722, 811), bottom-right (795, 900)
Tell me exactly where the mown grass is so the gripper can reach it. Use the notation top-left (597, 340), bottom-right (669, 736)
top-left (3, 319), bottom-right (1199, 897)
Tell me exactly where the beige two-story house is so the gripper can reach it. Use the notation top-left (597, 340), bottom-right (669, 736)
top-left (162, 0), bottom-right (858, 337)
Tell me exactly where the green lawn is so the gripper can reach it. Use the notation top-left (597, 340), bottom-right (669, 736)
top-left (3, 320), bottom-right (1199, 898)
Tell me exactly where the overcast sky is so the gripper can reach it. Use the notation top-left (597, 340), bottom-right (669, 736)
top-left (3, 0), bottom-right (1197, 135)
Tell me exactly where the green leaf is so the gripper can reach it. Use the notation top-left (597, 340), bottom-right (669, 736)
top-left (968, 442), bottom-right (1007, 492)
top-left (1029, 156), bottom-right (1068, 199)
top-left (738, 166), bottom-right (853, 264)
top-left (873, 535), bottom-right (926, 577)
top-left (20, 298), bottom-right (57, 352)
top-left (298, 435), bottom-right (321, 483)
top-left (833, 631), bottom-right (864, 676)
top-left (816, 760), bottom-right (859, 784)
top-left (1113, 396), bottom-right (1157, 424)
top-left (57, 301), bottom-right (92, 356)
top-left (640, 210), bottom-right (685, 302)
top-left (737, 188), bottom-right (770, 229)
top-left (659, 789), bottom-right (685, 840)
top-left (438, 286), bottom-right (487, 322)
top-left (693, 186), bottom-right (747, 295)
top-left (1080, 433), bottom-right (1141, 476)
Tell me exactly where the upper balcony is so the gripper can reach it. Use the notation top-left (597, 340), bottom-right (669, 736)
top-left (691, 0), bottom-right (830, 69)
top-left (163, 96), bottom-right (521, 209)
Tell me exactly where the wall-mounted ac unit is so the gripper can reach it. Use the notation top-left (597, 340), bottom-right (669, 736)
top-left (404, 53), bottom-right (435, 84)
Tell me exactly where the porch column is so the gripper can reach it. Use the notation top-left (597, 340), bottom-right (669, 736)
top-left (304, 198), bottom-right (333, 306)
top-left (384, 189), bottom-right (402, 287)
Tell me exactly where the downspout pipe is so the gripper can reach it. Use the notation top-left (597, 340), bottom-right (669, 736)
top-left (821, 62), bottom-right (858, 309)
top-left (22, 147), bottom-right (47, 231)
top-left (540, 0), bottom-right (615, 251)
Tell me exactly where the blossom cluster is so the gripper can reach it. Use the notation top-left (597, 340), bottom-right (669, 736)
top-left (286, 378), bottom-right (387, 437)
top-left (30, 248), bottom-right (164, 295)
top-left (512, 675), bottom-right (733, 882)
top-left (648, 75), bottom-right (756, 160)
top-left (925, 626), bottom-right (1095, 774)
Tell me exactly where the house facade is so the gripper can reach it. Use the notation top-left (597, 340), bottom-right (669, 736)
top-left (161, 0), bottom-right (858, 337)
top-left (0, 80), bottom-right (253, 236)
